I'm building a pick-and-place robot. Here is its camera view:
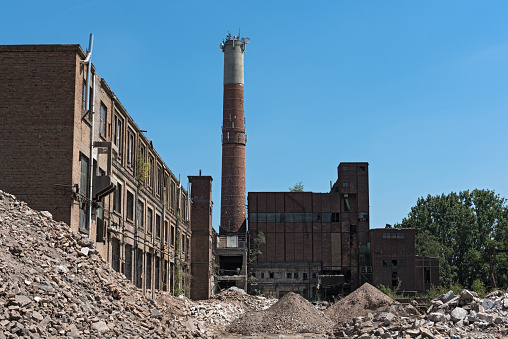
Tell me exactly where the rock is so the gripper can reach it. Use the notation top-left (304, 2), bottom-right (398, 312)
top-left (428, 312), bottom-right (446, 323)
top-left (40, 211), bottom-right (53, 219)
top-left (459, 290), bottom-right (475, 301)
top-left (15, 294), bottom-right (31, 307)
top-left (92, 320), bottom-right (109, 333)
top-left (77, 237), bottom-right (94, 247)
top-left (80, 247), bottom-right (90, 256)
top-left (450, 307), bottom-right (468, 322)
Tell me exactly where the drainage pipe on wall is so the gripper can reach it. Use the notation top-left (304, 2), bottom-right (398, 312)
top-left (84, 33), bottom-right (95, 239)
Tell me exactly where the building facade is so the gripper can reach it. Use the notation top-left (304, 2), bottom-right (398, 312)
top-left (370, 228), bottom-right (439, 293)
top-left (247, 163), bottom-right (371, 299)
top-left (0, 44), bottom-right (191, 295)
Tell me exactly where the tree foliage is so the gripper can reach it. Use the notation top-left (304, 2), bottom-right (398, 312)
top-left (289, 181), bottom-right (304, 192)
top-left (396, 189), bottom-right (508, 289)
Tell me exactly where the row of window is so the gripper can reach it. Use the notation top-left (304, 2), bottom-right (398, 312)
top-left (258, 271), bottom-right (316, 280)
top-left (249, 212), bottom-right (368, 223)
top-left (382, 232), bottom-right (406, 239)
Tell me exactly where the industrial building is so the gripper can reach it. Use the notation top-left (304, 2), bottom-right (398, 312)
top-left (247, 163), bottom-right (371, 299)
top-left (369, 228), bottom-right (439, 293)
top-left (0, 35), bottom-right (438, 302)
top-left (0, 42), bottom-right (192, 295)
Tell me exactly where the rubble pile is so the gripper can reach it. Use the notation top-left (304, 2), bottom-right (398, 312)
top-left (226, 292), bottom-right (334, 335)
top-left (325, 283), bottom-right (395, 323)
top-left (0, 190), bottom-right (203, 338)
top-left (187, 287), bottom-right (277, 330)
top-left (332, 288), bottom-right (508, 338)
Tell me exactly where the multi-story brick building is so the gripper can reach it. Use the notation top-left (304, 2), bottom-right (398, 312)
top-left (0, 44), bottom-right (192, 295)
top-left (369, 228), bottom-right (439, 293)
top-left (247, 162), bottom-right (371, 299)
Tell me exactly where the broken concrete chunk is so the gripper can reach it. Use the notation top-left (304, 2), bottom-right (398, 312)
top-left (450, 307), bottom-right (468, 322)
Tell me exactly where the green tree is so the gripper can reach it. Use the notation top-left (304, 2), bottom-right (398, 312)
top-left (396, 189), bottom-right (508, 289)
top-left (289, 182), bottom-right (304, 192)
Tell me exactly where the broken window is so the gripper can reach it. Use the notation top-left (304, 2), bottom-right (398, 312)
top-left (128, 132), bottom-right (134, 167)
top-left (114, 114), bottom-right (123, 157)
top-left (331, 213), bottom-right (340, 222)
top-left (343, 194), bottom-right (351, 212)
top-left (146, 253), bottom-right (152, 290)
top-left (138, 200), bottom-right (144, 230)
top-left (148, 157), bottom-right (154, 188)
top-left (125, 244), bottom-right (132, 282)
top-left (249, 213), bottom-right (257, 222)
top-left (113, 183), bottom-right (122, 213)
top-left (100, 103), bottom-right (107, 137)
top-left (147, 207), bottom-right (153, 234)
top-left (79, 153), bottom-right (89, 231)
top-left (126, 191), bottom-right (134, 221)
top-left (156, 214), bottom-right (161, 238)
top-left (424, 267), bottom-right (431, 283)
top-left (358, 212), bottom-right (368, 222)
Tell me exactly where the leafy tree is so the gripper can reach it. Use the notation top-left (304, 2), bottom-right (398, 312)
top-left (289, 181), bottom-right (304, 192)
top-left (396, 189), bottom-right (508, 289)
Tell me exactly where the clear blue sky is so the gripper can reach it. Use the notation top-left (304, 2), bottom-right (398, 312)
top-left (3, 1), bottom-right (507, 230)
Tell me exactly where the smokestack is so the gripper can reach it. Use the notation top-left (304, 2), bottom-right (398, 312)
top-left (220, 32), bottom-right (249, 234)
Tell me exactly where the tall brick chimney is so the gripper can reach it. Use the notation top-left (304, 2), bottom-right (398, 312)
top-left (220, 33), bottom-right (249, 234)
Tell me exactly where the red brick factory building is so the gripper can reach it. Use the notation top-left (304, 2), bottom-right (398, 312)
top-left (0, 36), bottom-right (438, 302)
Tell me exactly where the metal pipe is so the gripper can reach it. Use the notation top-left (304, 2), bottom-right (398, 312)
top-left (83, 34), bottom-right (94, 239)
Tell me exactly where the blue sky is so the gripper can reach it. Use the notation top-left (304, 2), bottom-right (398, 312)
top-left (3, 1), bottom-right (507, 230)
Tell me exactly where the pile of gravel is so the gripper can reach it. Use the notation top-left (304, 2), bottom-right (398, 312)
top-left (227, 292), bottom-right (333, 335)
top-left (324, 283), bottom-right (395, 323)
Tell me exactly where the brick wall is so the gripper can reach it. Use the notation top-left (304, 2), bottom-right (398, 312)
top-left (0, 45), bottom-right (84, 224)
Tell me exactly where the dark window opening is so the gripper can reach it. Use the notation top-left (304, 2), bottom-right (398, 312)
top-left (100, 103), bottom-right (107, 137)
top-left (331, 212), bottom-right (340, 222)
top-left (303, 273), bottom-right (308, 280)
top-left (424, 268), bottom-right (431, 283)
top-left (260, 272), bottom-right (264, 279)
top-left (287, 272), bottom-right (292, 279)
top-left (269, 272), bottom-right (274, 279)
top-left (113, 183), bottom-right (122, 213)
top-left (294, 272), bottom-right (298, 279)
top-left (359, 166), bottom-right (366, 172)
top-left (156, 214), bottom-right (161, 238)
top-left (147, 208), bottom-right (153, 234)
top-left (127, 191), bottom-right (134, 221)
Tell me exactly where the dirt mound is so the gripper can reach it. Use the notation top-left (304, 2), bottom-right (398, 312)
top-left (324, 283), bottom-right (394, 323)
top-left (227, 292), bottom-right (333, 335)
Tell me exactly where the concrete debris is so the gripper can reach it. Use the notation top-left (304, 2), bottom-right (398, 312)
top-left (186, 287), bottom-right (277, 331)
top-left (333, 287), bottom-right (508, 339)
top-left (3, 189), bottom-right (508, 338)
top-left (0, 190), bottom-right (203, 338)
